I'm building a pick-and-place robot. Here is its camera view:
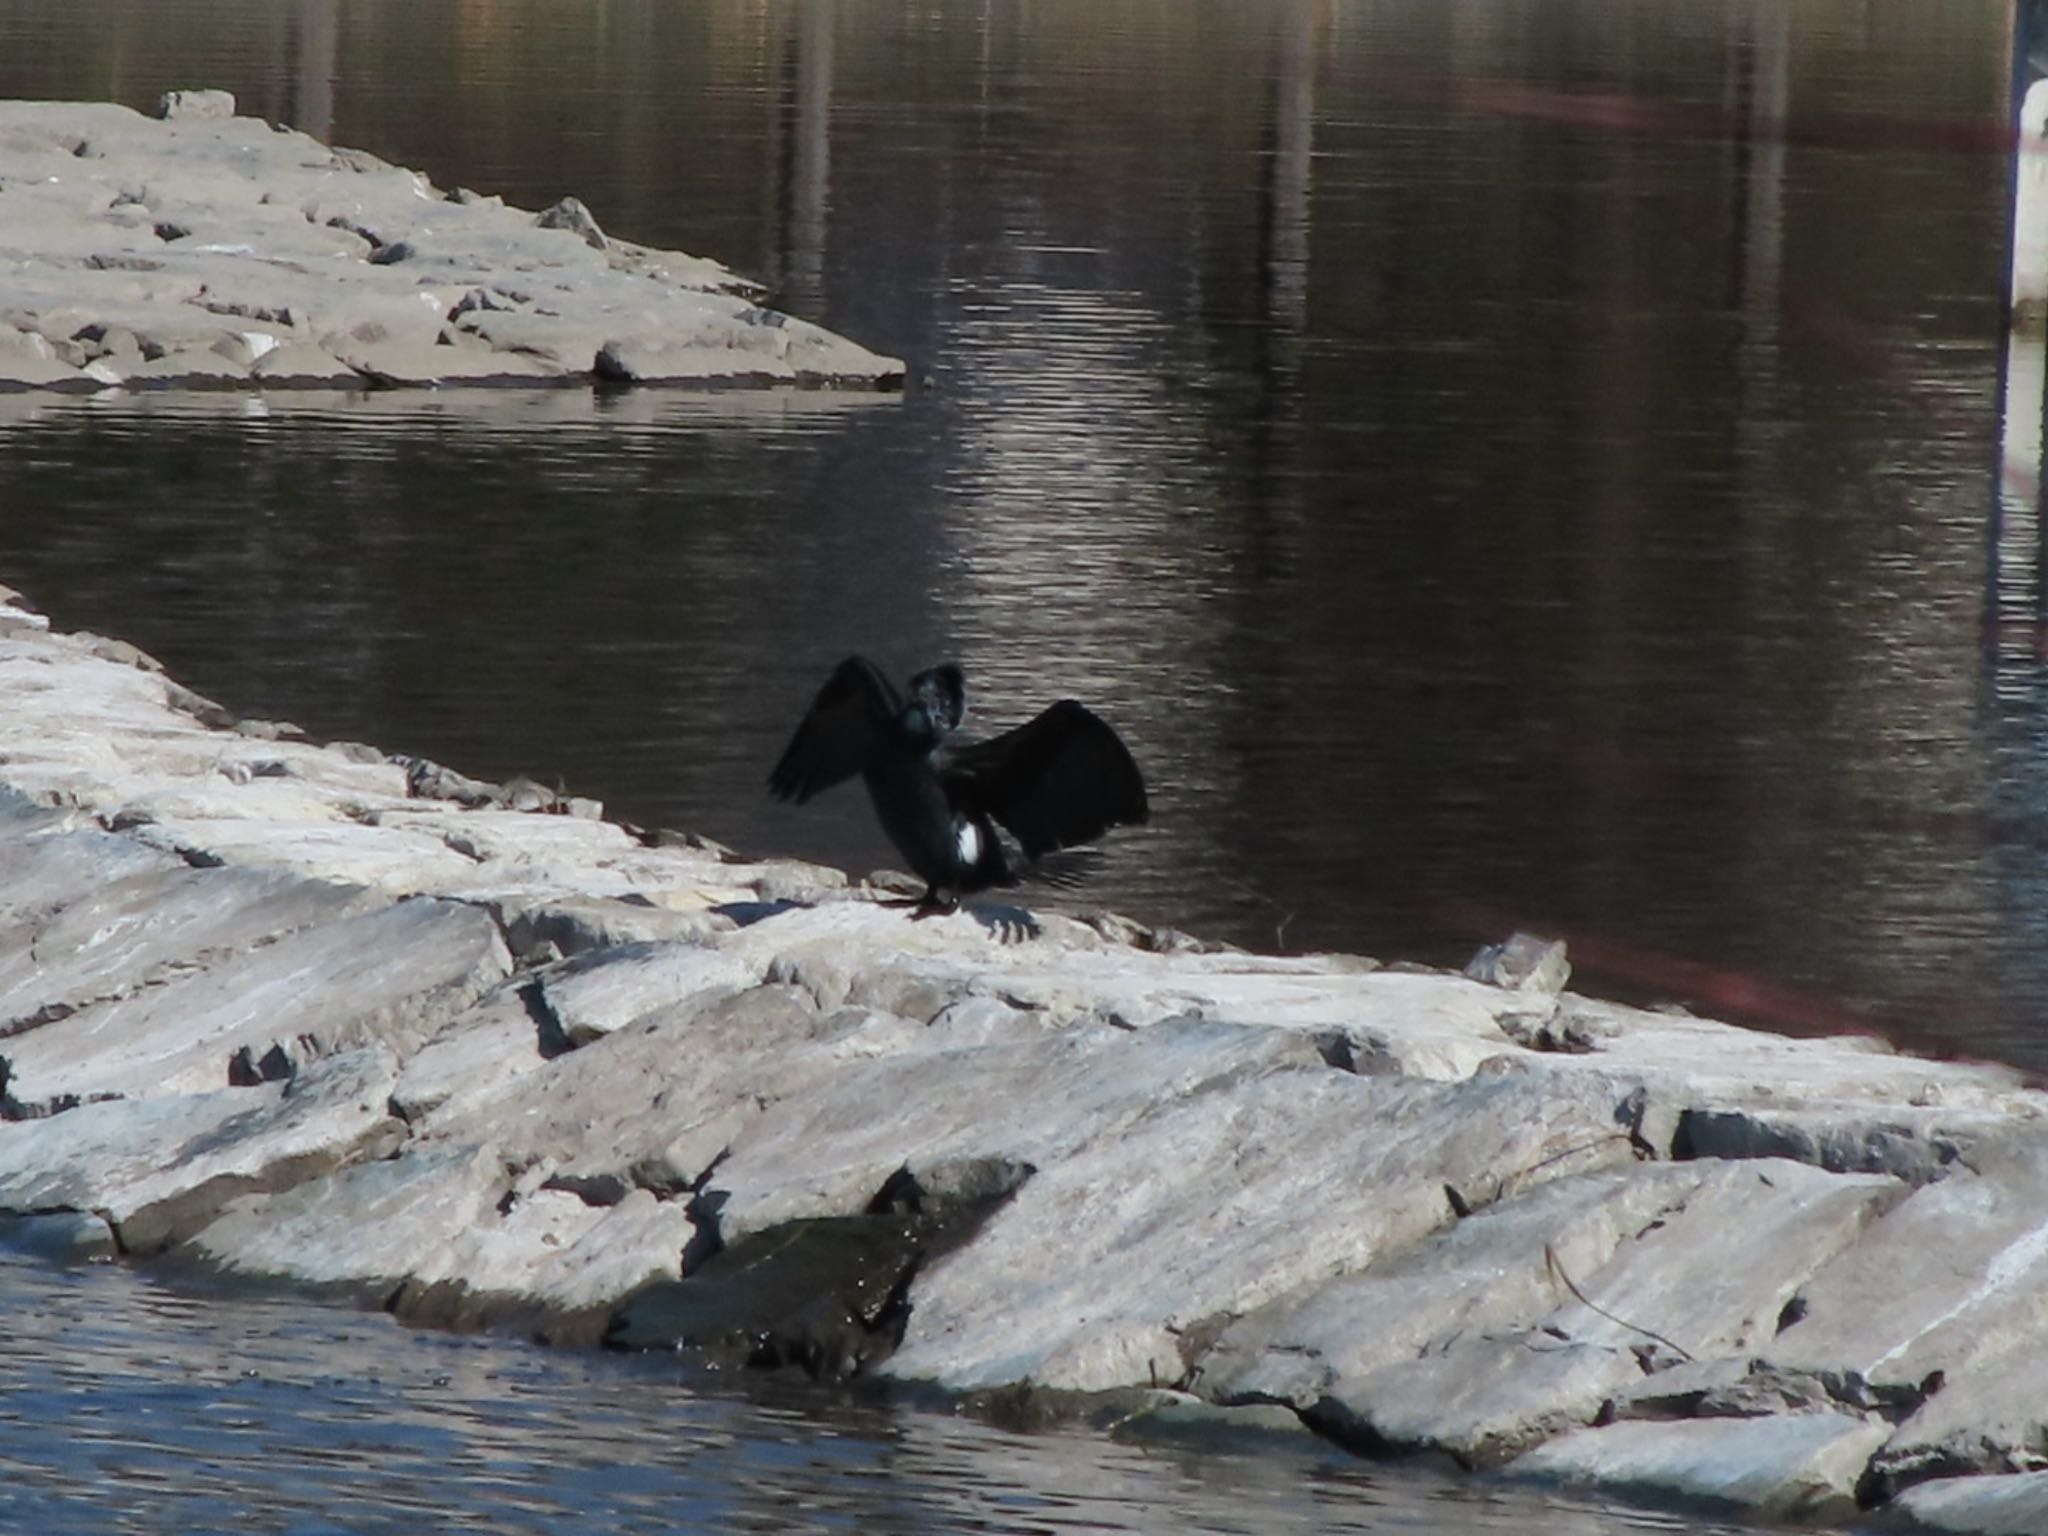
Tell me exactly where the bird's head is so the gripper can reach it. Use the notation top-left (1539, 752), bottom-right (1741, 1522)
top-left (904, 663), bottom-right (967, 743)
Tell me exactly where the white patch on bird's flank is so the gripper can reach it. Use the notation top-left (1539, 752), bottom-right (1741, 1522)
top-left (955, 820), bottom-right (981, 864)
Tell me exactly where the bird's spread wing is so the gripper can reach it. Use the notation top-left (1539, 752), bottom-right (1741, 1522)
top-left (768, 656), bottom-right (900, 803)
top-left (941, 700), bottom-right (1148, 860)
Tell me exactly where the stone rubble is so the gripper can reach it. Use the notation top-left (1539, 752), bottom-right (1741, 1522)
top-left (0, 94), bottom-right (904, 394)
top-left (0, 579), bottom-right (2045, 1534)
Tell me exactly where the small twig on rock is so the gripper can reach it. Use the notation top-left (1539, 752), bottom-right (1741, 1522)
top-left (1215, 875), bottom-right (1294, 950)
top-left (1543, 1244), bottom-right (1695, 1364)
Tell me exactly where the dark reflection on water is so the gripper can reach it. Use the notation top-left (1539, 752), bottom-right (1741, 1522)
top-left (0, 1250), bottom-right (1766, 1536)
top-left (0, 0), bottom-right (2038, 1072)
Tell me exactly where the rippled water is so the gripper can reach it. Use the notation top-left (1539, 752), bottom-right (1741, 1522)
top-left (0, 1248), bottom-right (1786, 1536)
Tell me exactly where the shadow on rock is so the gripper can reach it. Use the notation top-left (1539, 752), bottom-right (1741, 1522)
top-left (605, 1157), bottom-right (1031, 1379)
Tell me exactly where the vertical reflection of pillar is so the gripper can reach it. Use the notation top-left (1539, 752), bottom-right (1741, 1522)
top-left (1244, 0), bottom-right (1317, 530)
top-left (1735, 0), bottom-right (1788, 358)
top-left (290, 0), bottom-right (339, 143)
top-left (785, 0), bottom-right (835, 318)
top-left (1723, 0), bottom-right (1792, 892)
top-left (761, 5), bottom-right (791, 297)
top-left (1263, 1), bottom-right (1317, 347)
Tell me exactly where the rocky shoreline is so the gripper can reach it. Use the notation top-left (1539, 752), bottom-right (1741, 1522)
top-left (1, 583), bottom-right (2046, 1534)
top-left (0, 93), bottom-right (903, 393)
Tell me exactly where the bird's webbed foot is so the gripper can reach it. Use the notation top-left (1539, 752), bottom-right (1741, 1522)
top-left (908, 890), bottom-right (959, 920)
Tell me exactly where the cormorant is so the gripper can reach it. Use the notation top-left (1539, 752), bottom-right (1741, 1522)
top-left (768, 656), bottom-right (1149, 907)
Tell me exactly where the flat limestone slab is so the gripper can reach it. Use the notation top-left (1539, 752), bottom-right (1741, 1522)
top-left (0, 863), bottom-right (381, 1033)
top-left (0, 789), bottom-right (183, 924)
top-left (1199, 1163), bottom-right (1718, 1408)
top-left (533, 938), bottom-right (762, 1046)
top-left (0, 95), bottom-right (903, 394)
top-left (706, 1013), bottom-right (1330, 1253)
top-left (0, 1045), bottom-right (401, 1253)
top-left (1763, 1140), bottom-right (2048, 1388)
top-left (1755, 1139), bottom-right (2048, 1492)
top-left (183, 1141), bottom-right (691, 1330)
top-left (1884, 1471), bottom-right (2048, 1535)
top-left (1874, 1346), bottom-right (2048, 1495)
top-left (388, 986), bottom-right (548, 1123)
top-left (883, 1059), bottom-right (1638, 1393)
top-left (1507, 1412), bottom-right (1890, 1521)
top-left (413, 982), bottom-right (847, 1187)
top-left (1308, 1158), bottom-right (1900, 1466)
top-left (0, 897), bottom-right (510, 1106)
top-left (182, 1141), bottom-right (507, 1294)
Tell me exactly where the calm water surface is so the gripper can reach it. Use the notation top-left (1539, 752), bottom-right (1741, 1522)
top-left (0, 0), bottom-right (2028, 1526)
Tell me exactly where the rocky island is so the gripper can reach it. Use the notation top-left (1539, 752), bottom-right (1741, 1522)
top-left (0, 93), bottom-right (903, 392)
top-left (1, 584), bottom-right (2046, 1532)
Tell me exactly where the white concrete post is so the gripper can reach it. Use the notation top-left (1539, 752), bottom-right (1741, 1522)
top-left (2009, 78), bottom-right (2048, 331)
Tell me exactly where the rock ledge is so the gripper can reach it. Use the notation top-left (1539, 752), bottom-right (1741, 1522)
top-left (0, 93), bottom-right (904, 394)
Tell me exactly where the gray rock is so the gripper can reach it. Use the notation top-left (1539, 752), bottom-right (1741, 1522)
top-left (182, 1140), bottom-right (508, 1298)
top-left (120, 816), bottom-right (486, 894)
top-left (1200, 1163), bottom-right (1717, 1409)
top-left (532, 939), bottom-right (761, 1047)
top-left (394, 1187), bottom-right (691, 1341)
top-left (1605, 1357), bottom-right (1843, 1421)
top-left (595, 314), bottom-right (905, 388)
top-left (249, 341), bottom-right (364, 388)
top-left (417, 984), bottom-right (904, 1197)
top-left (491, 891), bottom-right (734, 964)
top-left (709, 1014), bottom-right (1326, 1266)
top-left (388, 984), bottom-right (548, 1123)
top-left (325, 333), bottom-right (565, 388)
top-left (12, 578), bottom-right (2048, 1530)
top-left (1884, 1471), bottom-right (2048, 1535)
top-left (0, 326), bottom-right (98, 392)
top-left (0, 864), bottom-right (380, 1037)
top-left (1525, 995), bottom-right (2028, 1111)
top-left (1506, 1411), bottom-right (1890, 1521)
top-left (0, 793), bottom-right (183, 926)
top-left (0, 1045), bottom-right (402, 1253)
top-left (0, 98), bottom-right (902, 393)
top-left (882, 1057), bottom-right (1638, 1394)
top-left (185, 1141), bottom-right (691, 1332)
top-left (154, 89), bottom-right (236, 121)
top-left (449, 309), bottom-right (611, 371)
top-left (0, 897), bottom-right (510, 1107)
top-left (1465, 931), bottom-right (1572, 995)
top-left (1762, 1140), bottom-right (2048, 1418)
top-left (535, 196), bottom-right (607, 250)
top-left (1875, 1354), bottom-right (2048, 1494)
top-left (117, 345), bottom-right (252, 388)
top-left (1105, 1392), bottom-right (1315, 1446)
top-left (1306, 1158), bottom-right (1901, 1466)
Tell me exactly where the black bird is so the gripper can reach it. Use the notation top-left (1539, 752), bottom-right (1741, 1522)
top-left (768, 657), bottom-right (1149, 907)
